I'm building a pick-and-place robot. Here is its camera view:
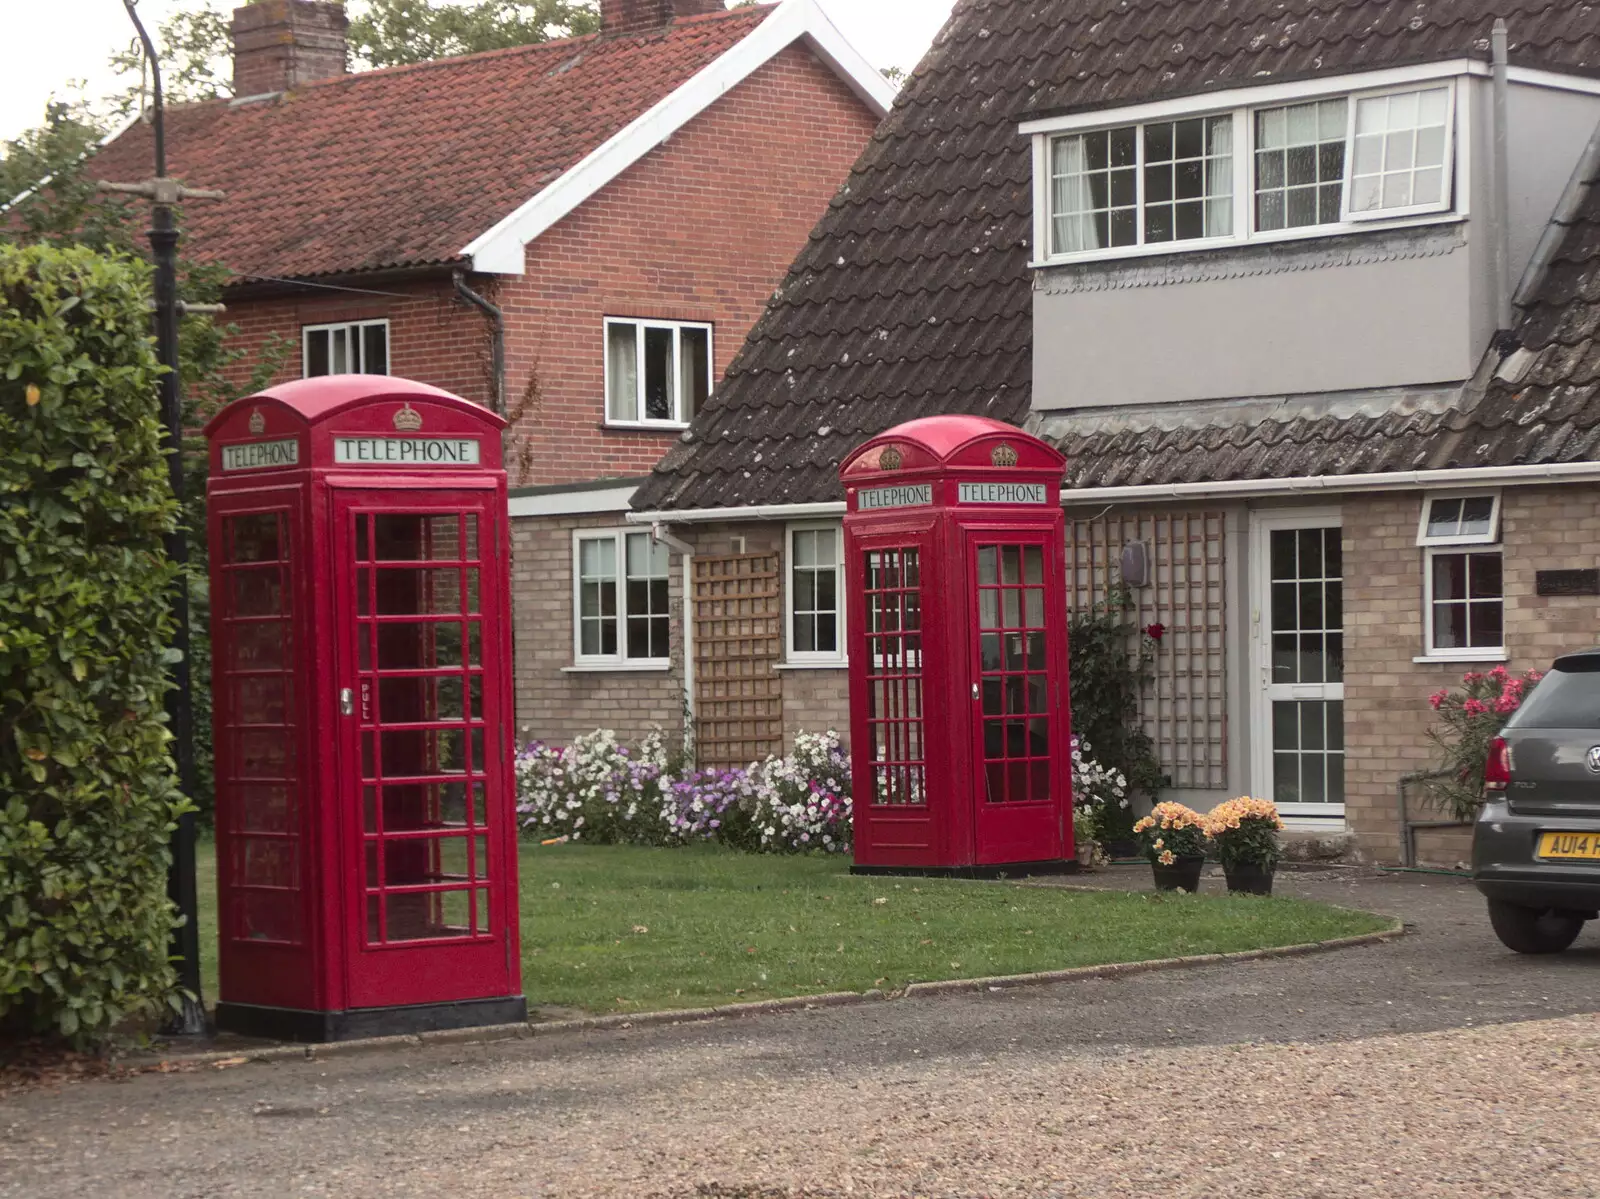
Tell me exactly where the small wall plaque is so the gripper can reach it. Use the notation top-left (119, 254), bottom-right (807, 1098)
top-left (1536, 569), bottom-right (1600, 597)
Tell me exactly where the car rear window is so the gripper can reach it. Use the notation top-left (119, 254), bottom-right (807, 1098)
top-left (1506, 665), bottom-right (1600, 729)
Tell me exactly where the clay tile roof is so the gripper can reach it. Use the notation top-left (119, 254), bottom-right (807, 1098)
top-left (633, 0), bottom-right (1600, 512)
top-left (86, 5), bottom-right (771, 281)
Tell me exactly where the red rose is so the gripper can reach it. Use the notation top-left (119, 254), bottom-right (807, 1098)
top-left (1144, 622), bottom-right (1166, 642)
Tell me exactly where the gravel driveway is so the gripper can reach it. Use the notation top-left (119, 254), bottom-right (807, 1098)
top-left (3, 867), bottom-right (1598, 1198)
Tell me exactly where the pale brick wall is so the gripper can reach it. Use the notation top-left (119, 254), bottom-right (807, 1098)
top-left (782, 668), bottom-right (850, 744)
top-left (511, 517), bottom-right (856, 755)
top-left (509, 512), bottom-right (686, 748)
top-left (1342, 484), bottom-right (1600, 865)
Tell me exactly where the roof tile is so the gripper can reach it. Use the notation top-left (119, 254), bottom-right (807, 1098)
top-left (87, 8), bottom-right (771, 280)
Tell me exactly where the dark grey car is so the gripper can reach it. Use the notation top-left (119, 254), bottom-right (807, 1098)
top-left (1473, 649), bottom-right (1600, 953)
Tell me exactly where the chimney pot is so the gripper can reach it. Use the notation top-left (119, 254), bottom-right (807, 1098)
top-left (599, 0), bottom-right (725, 36)
top-left (232, 0), bottom-right (348, 97)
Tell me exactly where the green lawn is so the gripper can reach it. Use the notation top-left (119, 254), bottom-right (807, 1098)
top-left (194, 842), bottom-right (1388, 1016)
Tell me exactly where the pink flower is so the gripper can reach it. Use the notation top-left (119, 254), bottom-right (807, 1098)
top-left (1463, 698), bottom-right (1489, 716)
top-left (1428, 690), bottom-right (1448, 711)
top-left (1489, 665), bottom-right (1508, 679)
top-left (1462, 672), bottom-right (1484, 686)
top-left (1494, 695), bottom-right (1519, 714)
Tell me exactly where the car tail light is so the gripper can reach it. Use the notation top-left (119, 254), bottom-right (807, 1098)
top-left (1484, 737), bottom-right (1511, 791)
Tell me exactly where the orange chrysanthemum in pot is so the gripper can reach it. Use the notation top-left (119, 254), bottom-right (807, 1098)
top-left (1205, 797), bottom-right (1284, 895)
top-left (1132, 802), bottom-right (1211, 893)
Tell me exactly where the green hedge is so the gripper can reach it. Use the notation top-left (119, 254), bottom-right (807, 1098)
top-left (0, 243), bottom-right (186, 1045)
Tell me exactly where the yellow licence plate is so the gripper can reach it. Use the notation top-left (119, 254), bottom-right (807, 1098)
top-left (1538, 832), bottom-right (1600, 860)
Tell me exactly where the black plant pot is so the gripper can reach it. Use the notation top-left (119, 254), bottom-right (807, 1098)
top-left (1223, 861), bottom-right (1276, 895)
top-left (1150, 854), bottom-right (1205, 893)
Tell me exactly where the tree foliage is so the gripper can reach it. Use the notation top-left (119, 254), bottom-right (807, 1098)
top-left (350, 0), bottom-right (599, 67)
top-left (3, 98), bottom-right (288, 821)
top-left (98, 0), bottom-right (603, 103)
top-left (1068, 591), bottom-right (1163, 843)
top-left (0, 243), bottom-right (187, 1045)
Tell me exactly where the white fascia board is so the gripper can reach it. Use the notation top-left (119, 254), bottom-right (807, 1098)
top-left (509, 483), bottom-right (638, 517)
top-left (1018, 61), bottom-right (1600, 138)
top-left (1057, 461), bottom-right (1600, 506)
top-left (628, 500), bottom-right (846, 524)
top-left (1019, 60), bottom-right (1486, 135)
top-left (463, 0), bottom-right (895, 275)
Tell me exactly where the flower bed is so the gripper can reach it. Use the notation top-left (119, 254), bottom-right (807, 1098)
top-left (515, 729), bottom-right (853, 854)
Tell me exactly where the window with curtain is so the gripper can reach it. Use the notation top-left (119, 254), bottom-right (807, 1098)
top-left (1040, 80), bottom-right (1457, 260)
top-left (1049, 116), bottom-right (1232, 255)
top-left (1255, 99), bottom-right (1348, 231)
top-left (604, 318), bottom-right (712, 425)
top-left (303, 320), bottom-right (389, 377)
top-left (574, 530), bottom-right (670, 665)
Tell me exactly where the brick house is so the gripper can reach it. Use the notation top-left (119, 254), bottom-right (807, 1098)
top-left (623, 0), bottom-right (1600, 863)
top-left (87, 0), bottom-right (891, 745)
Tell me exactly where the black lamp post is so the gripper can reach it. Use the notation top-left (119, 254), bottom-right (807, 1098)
top-left (99, 0), bottom-right (225, 1037)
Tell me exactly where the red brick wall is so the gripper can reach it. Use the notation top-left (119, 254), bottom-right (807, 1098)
top-left (498, 44), bottom-right (879, 486)
top-left (217, 277), bottom-right (495, 406)
top-left (216, 44), bottom-right (878, 487)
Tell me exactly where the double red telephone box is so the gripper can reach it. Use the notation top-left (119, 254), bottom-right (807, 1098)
top-left (841, 417), bottom-right (1074, 874)
top-left (204, 377), bottom-right (525, 1041)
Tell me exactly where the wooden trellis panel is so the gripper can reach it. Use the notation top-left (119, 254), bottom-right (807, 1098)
top-left (1066, 511), bottom-right (1229, 790)
top-left (693, 553), bottom-right (783, 769)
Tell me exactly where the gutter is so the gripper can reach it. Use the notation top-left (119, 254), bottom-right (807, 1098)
top-left (453, 270), bottom-right (506, 418)
top-left (1491, 20), bottom-right (1515, 335)
top-left (647, 522), bottom-right (699, 751)
top-left (1054, 460), bottom-right (1600, 505)
top-left (627, 500), bottom-right (846, 525)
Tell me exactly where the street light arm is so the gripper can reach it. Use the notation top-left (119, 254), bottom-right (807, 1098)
top-left (122, 0), bottom-right (165, 175)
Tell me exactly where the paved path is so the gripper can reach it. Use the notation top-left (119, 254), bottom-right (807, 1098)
top-left (3, 868), bottom-right (1598, 1197)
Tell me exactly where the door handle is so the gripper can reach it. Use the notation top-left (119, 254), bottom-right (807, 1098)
top-left (972, 683), bottom-right (979, 701)
top-left (339, 687), bottom-right (354, 717)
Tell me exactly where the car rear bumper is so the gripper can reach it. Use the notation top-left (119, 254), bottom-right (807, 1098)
top-left (1473, 800), bottom-right (1600, 913)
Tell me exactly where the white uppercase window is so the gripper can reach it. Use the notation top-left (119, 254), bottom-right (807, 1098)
top-left (303, 319), bottom-right (389, 377)
top-left (1349, 87), bottom-right (1452, 218)
top-left (1418, 493), bottom-right (1503, 657)
top-left (1254, 98), bottom-right (1348, 231)
top-left (573, 530), bottom-right (670, 665)
top-left (1050, 115), bottom-right (1233, 254)
top-left (788, 523), bottom-right (844, 663)
top-left (604, 318), bottom-right (712, 425)
top-left (1038, 78), bottom-right (1457, 261)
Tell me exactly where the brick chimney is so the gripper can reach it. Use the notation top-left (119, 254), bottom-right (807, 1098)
top-left (231, 1), bottom-right (348, 97)
top-left (600, 0), bottom-right (726, 36)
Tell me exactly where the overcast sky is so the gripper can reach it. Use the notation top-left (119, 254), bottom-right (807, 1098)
top-left (2, 0), bottom-right (955, 143)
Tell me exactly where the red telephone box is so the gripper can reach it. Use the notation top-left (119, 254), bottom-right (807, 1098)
top-left (841, 417), bottom-right (1074, 874)
top-left (204, 376), bottom-right (525, 1040)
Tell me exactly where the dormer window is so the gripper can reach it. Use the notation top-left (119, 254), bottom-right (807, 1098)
top-left (1031, 76), bottom-right (1458, 265)
top-left (1049, 116), bottom-right (1233, 253)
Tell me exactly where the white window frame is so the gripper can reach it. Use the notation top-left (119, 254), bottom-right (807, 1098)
top-left (602, 316), bottom-right (713, 429)
top-left (569, 528), bottom-right (672, 669)
top-left (1418, 491), bottom-right (1505, 661)
top-left (785, 521), bottom-right (846, 666)
top-left (1342, 82), bottom-right (1457, 224)
top-left (1029, 70), bottom-right (1466, 267)
top-left (1045, 114), bottom-right (1237, 258)
top-left (1415, 489), bottom-right (1502, 547)
top-left (301, 318), bottom-right (390, 377)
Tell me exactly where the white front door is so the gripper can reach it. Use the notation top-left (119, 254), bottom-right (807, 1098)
top-left (1250, 510), bottom-right (1346, 825)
